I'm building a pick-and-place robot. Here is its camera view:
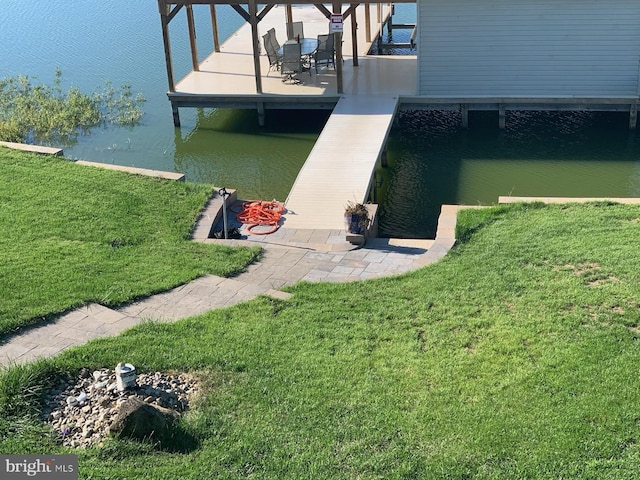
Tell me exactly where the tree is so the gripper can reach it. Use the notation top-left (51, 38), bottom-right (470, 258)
top-left (0, 68), bottom-right (145, 145)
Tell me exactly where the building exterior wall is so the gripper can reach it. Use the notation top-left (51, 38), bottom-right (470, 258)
top-left (417, 0), bottom-right (640, 97)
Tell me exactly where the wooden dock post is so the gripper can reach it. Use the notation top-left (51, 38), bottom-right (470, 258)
top-left (381, 145), bottom-right (388, 167)
top-left (248, 0), bottom-right (263, 94)
top-left (461, 105), bottom-right (469, 128)
top-left (257, 103), bottom-right (265, 126)
top-left (285, 4), bottom-right (293, 24)
top-left (158, 0), bottom-right (175, 94)
top-left (333, 2), bottom-right (344, 94)
top-left (172, 104), bottom-right (181, 127)
top-left (210, 5), bottom-right (220, 53)
top-left (186, 5), bottom-right (199, 71)
top-left (364, 3), bottom-right (371, 42)
top-left (499, 106), bottom-right (506, 129)
top-left (630, 104), bottom-right (638, 130)
top-left (351, 3), bottom-right (359, 67)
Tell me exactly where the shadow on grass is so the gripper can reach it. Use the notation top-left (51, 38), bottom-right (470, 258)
top-left (100, 422), bottom-right (201, 457)
top-left (156, 422), bottom-right (201, 454)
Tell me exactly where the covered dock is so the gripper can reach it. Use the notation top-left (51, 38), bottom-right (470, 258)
top-left (157, 0), bottom-right (640, 129)
top-left (157, 1), bottom-right (416, 125)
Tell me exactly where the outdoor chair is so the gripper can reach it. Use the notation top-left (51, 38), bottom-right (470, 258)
top-left (267, 28), bottom-right (281, 53)
top-left (313, 34), bottom-right (335, 73)
top-left (262, 29), bottom-right (281, 74)
top-left (280, 42), bottom-right (304, 84)
top-left (286, 21), bottom-right (304, 41)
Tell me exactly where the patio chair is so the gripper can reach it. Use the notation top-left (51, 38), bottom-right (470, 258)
top-left (262, 30), bottom-right (281, 74)
top-left (267, 27), bottom-right (281, 53)
top-left (313, 34), bottom-right (335, 73)
top-left (281, 42), bottom-right (303, 84)
top-left (286, 21), bottom-right (304, 41)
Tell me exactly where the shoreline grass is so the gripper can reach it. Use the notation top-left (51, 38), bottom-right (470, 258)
top-left (0, 147), bottom-right (259, 336)
top-left (3, 150), bottom-right (640, 477)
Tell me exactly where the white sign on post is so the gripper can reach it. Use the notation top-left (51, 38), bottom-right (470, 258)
top-left (330, 13), bottom-right (343, 33)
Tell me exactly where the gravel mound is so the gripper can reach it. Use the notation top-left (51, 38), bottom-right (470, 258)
top-left (41, 367), bottom-right (198, 448)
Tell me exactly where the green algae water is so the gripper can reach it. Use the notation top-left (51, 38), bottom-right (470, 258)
top-left (4, 2), bottom-right (640, 238)
top-left (380, 110), bottom-right (640, 238)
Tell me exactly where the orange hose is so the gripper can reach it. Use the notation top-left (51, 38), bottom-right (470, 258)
top-left (231, 200), bottom-right (285, 235)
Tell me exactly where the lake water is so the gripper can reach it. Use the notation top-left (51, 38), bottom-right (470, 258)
top-left (3, 2), bottom-right (640, 238)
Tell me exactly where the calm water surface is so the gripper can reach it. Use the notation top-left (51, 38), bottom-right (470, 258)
top-left (382, 111), bottom-right (640, 237)
top-left (3, 2), bottom-right (640, 238)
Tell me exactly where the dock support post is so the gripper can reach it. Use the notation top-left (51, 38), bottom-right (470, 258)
top-left (210, 5), bottom-right (220, 53)
top-left (333, 2), bottom-right (344, 94)
top-left (376, 3), bottom-right (382, 51)
top-left (172, 104), bottom-right (180, 127)
top-left (364, 3), bottom-right (371, 42)
top-left (351, 3), bottom-right (359, 67)
top-left (498, 106), bottom-right (506, 130)
top-left (630, 104), bottom-right (638, 130)
top-left (257, 103), bottom-right (265, 127)
top-left (186, 5), bottom-right (199, 71)
top-left (248, 0), bottom-right (263, 94)
top-left (158, 0), bottom-right (176, 93)
top-left (285, 4), bottom-right (293, 24)
top-left (461, 105), bottom-right (469, 128)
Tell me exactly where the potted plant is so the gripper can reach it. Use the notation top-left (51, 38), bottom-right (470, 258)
top-left (344, 201), bottom-right (370, 235)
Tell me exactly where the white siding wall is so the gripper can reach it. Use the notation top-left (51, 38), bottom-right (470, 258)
top-left (417, 0), bottom-right (640, 96)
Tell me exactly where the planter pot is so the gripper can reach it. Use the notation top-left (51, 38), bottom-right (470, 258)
top-left (345, 213), bottom-right (364, 234)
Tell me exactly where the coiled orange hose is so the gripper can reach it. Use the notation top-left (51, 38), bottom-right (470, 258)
top-left (231, 200), bottom-right (285, 235)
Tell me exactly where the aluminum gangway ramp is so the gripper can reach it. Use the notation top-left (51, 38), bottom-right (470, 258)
top-left (283, 95), bottom-right (399, 230)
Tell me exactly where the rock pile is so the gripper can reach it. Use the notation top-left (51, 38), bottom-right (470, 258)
top-left (41, 367), bottom-right (198, 448)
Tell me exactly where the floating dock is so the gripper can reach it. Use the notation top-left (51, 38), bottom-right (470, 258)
top-left (284, 94), bottom-right (399, 230)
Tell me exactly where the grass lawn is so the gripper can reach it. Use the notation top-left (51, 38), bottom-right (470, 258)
top-left (2, 186), bottom-right (640, 477)
top-left (0, 147), bottom-right (259, 335)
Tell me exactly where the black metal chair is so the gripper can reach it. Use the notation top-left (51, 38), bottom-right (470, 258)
top-left (281, 42), bottom-right (303, 84)
top-left (313, 34), bottom-right (335, 73)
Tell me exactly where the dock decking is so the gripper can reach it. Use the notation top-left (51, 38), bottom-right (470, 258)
top-left (169, 4), bottom-right (417, 109)
top-left (283, 94), bottom-right (399, 230)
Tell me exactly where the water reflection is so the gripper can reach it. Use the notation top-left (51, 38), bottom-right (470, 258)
top-left (173, 109), bottom-right (329, 201)
top-left (380, 111), bottom-right (640, 238)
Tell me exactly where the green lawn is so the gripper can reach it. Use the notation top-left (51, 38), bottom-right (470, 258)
top-left (0, 147), bottom-right (259, 335)
top-left (2, 162), bottom-right (640, 478)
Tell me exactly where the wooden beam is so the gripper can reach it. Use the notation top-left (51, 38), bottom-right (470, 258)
top-left (286, 4), bottom-right (293, 23)
top-left (186, 4), bottom-right (199, 71)
top-left (210, 4), bottom-right (220, 52)
top-left (343, 3), bottom-right (359, 21)
top-left (230, 4), bottom-right (250, 22)
top-left (248, 0), bottom-right (263, 94)
top-left (314, 4), bottom-right (332, 19)
top-left (167, 4), bottom-right (183, 22)
top-left (257, 4), bottom-right (276, 22)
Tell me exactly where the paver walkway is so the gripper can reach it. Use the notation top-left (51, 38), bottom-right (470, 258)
top-left (0, 205), bottom-right (465, 367)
